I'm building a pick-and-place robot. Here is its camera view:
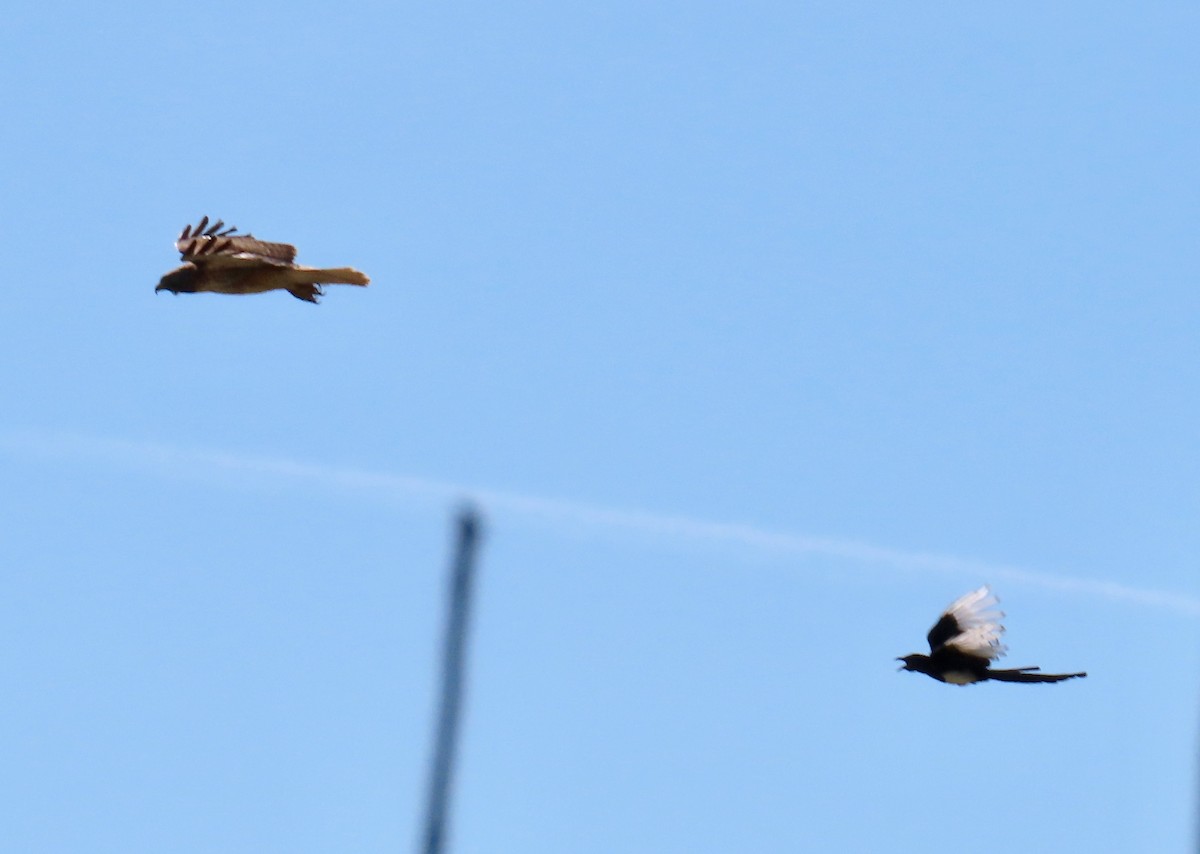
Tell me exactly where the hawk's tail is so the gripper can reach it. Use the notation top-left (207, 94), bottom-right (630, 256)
top-left (286, 267), bottom-right (370, 303)
top-left (292, 267), bottom-right (370, 286)
top-left (988, 667), bottom-right (1087, 683)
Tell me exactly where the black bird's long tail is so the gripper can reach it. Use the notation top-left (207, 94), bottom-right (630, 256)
top-left (988, 666), bottom-right (1087, 683)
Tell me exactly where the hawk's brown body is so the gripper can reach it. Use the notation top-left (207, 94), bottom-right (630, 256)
top-left (155, 217), bottom-right (369, 303)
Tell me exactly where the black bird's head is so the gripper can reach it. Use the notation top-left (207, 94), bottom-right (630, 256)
top-left (897, 654), bottom-right (932, 674)
top-left (156, 264), bottom-right (198, 295)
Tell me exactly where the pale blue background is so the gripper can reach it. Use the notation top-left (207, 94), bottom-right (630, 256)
top-left (1, 3), bottom-right (1198, 852)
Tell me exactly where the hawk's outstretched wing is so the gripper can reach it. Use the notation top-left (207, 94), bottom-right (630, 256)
top-left (176, 217), bottom-right (296, 267)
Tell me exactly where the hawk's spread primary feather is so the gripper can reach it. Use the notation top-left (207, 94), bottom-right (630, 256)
top-left (156, 217), bottom-right (369, 303)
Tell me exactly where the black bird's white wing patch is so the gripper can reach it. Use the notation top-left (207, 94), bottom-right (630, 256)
top-left (926, 585), bottom-right (1007, 662)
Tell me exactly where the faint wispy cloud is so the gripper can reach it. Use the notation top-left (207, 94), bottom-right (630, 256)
top-left (4, 429), bottom-right (1198, 617)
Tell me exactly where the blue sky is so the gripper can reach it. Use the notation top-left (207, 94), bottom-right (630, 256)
top-left (2, 2), bottom-right (1198, 851)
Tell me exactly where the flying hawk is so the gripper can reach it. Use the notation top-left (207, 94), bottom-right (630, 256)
top-left (897, 586), bottom-right (1087, 684)
top-left (156, 217), bottom-right (370, 303)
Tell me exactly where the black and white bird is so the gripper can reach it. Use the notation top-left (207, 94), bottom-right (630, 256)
top-left (897, 586), bottom-right (1087, 685)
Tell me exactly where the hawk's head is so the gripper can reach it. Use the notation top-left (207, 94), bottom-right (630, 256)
top-left (156, 265), bottom-right (198, 295)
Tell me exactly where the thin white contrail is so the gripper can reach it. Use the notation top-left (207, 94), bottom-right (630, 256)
top-left (4, 430), bottom-right (1199, 617)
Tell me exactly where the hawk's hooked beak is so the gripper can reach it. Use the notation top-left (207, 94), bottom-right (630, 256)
top-left (155, 284), bottom-right (175, 295)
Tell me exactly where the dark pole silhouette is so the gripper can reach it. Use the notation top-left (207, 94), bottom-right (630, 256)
top-left (420, 506), bottom-right (484, 854)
